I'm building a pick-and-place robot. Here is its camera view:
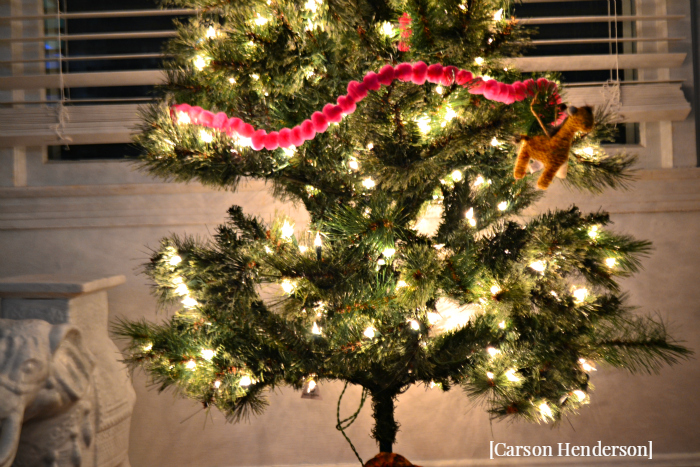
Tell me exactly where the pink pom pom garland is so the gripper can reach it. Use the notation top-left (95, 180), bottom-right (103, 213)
top-left (170, 62), bottom-right (565, 152)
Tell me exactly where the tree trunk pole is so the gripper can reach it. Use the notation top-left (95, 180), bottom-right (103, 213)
top-left (370, 389), bottom-right (399, 453)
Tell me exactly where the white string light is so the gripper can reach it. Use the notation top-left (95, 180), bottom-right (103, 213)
top-left (490, 137), bottom-right (500, 147)
top-left (182, 296), bottom-right (199, 309)
top-left (364, 326), bottom-right (376, 339)
top-left (362, 178), bottom-right (376, 189)
top-left (380, 21), bottom-right (393, 36)
top-left (201, 349), bottom-right (216, 361)
top-left (474, 57), bottom-right (484, 66)
top-left (465, 207), bottom-right (477, 227)
top-left (538, 402), bottom-right (553, 419)
top-left (185, 359), bottom-right (197, 370)
top-left (572, 288), bottom-right (588, 304)
top-left (497, 201), bottom-right (508, 211)
top-left (239, 375), bottom-right (252, 387)
top-left (280, 221), bottom-right (295, 239)
top-left (605, 257), bottom-right (617, 267)
top-left (588, 225), bottom-right (599, 239)
top-left (573, 390), bottom-right (586, 402)
top-left (451, 170), bottom-right (463, 182)
top-left (529, 260), bottom-right (546, 273)
top-left (490, 284), bottom-right (501, 295)
top-left (487, 347), bottom-right (501, 357)
top-left (505, 369), bottom-right (520, 382)
top-left (193, 55), bottom-right (208, 71)
top-left (199, 129), bottom-right (213, 143)
top-left (281, 279), bottom-right (296, 294)
top-left (312, 322), bottom-right (322, 335)
top-left (416, 116), bottom-right (431, 134)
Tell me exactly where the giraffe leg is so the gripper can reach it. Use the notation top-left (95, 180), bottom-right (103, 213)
top-left (537, 164), bottom-right (560, 190)
top-left (514, 138), bottom-right (531, 180)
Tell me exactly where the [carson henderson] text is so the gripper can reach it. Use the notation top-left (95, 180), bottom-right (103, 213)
top-left (490, 441), bottom-right (653, 459)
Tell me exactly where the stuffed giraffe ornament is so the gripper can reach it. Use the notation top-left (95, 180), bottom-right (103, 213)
top-left (514, 95), bottom-right (595, 190)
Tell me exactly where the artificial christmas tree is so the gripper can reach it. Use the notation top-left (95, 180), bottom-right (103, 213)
top-left (115, 0), bottom-right (690, 463)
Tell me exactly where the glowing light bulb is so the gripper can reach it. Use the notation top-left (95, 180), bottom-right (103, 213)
top-left (348, 157), bottom-right (359, 170)
top-left (486, 372), bottom-right (494, 379)
top-left (529, 261), bottom-right (546, 272)
top-left (465, 207), bottom-right (474, 220)
top-left (174, 283), bottom-right (189, 296)
top-left (458, 4), bottom-right (466, 11)
top-left (199, 129), bottom-right (213, 143)
top-left (311, 322), bottom-right (322, 335)
top-left (474, 57), bottom-right (484, 66)
top-left (201, 349), bottom-right (215, 361)
top-left (573, 390), bottom-right (586, 401)
top-left (239, 375), bottom-right (252, 387)
top-left (362, 178), bottom-right (376, 189)
top-left (142, 343), bottom-right (153, 352)
top-left (490, 137), bottom-right (500, 147)
top-left (396, 280), bottom-right (408, 289)
top-left (169, 255), bottom-right (182, 266)
top-left (280, 221), bottom-right (295, 239)
top-left (487, 347), bottom-right (501, 357)
top-left (366, 142), bottom-right (374, 150)
top-left (588, 225), bottom-right (599, 239)
top-left (182, 296), bottom-right (198, 309)
top-left (579, 358), bottom-right (596, 372)
top-left (251, 74), bottom-right (260, 80)
top-left (184, 359), bottom-right (197, 370)
top-left (473, 175), bottom-right (485, 187)
top-left (214, 380), bottom-right (222, 388)
top-left (193, 56), bottom-right (208, 71)
top-left (416, 116), bottom-right (431, 134)
top-left (254, 14), bottom-right (269, 26)
top-left (314, 232), bottom-right (322, 248)
top-left (176, 112), bottom-right (191, 125)
top-left (408, 319), bottom-right (420, 330)
top-left (364, 326), bottom-right (376, 339)
top-left (452, 170), bottom-right (463, 182)
top-left (299, 246), bottom-right (308, 253)
top-left (380, 21), bottom-right (393, 36)
top-left (205, 26), bottom-right (218, 38)
top-left (264, 246), bottom-right (272, 254)
top-left (435, 85), bottom-right (444, 95)
top-left (429, 381), bottom-right (438, 389)
top-left (282, 147), bottom-right (296, 158)
top-left (505, 369), bottom-right (520, 382)
top-left (498, 320), bottom-right (506, 329)
top-left (538, 402), bottom-right (553, 419)
top-left (605, 257), bottom-right (617, 267)
top-left (573, 288), bottom-right (588, 304)
top-left (497, 201), bottom-right (508, 211)
top-left (377, 258), bottom-right (386, 266)
top-left (443, 106), bottom-right (457, 124)
top-left (490, 285), bottom-right (501, 295)
top-left (583, 147), bottom-right (595, 156)
top-left (382, 247), bottom-right (396, 258)
top-left (307, 380), bottom-right (317, 393)
top-left (228, 77), bottom-right (236, 84)
top-left (281, 279), bottom-right (295, 294)
top-left (304, 0), bottom-right (319, 12)
top-left (493, 8), bottom-right (504, 21)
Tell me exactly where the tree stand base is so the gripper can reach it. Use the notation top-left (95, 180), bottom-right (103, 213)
top-left (364, 453), bottom-right (420, 467)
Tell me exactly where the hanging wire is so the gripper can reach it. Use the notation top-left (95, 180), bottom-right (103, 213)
top-left (601, 0), bottom-right (622, 118)
top-left (336, 382), bottom-right (369, 466)
top-left (52, 0), bottom-right (71, 141)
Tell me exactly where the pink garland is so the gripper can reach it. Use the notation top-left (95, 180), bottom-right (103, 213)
top-left (170, 62), bottom-right (564, 151)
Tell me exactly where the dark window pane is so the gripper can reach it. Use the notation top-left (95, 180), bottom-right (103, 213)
top-left (48, 143), bottom-right (140, 161)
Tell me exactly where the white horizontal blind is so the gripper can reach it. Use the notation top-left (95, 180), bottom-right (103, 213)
top-left (0, 0), bottom-right (691, 147)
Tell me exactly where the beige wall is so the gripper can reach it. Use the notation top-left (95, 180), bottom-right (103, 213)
top-left (1, 168), bottom-right (699, 466)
